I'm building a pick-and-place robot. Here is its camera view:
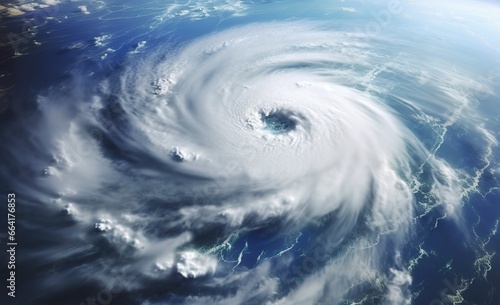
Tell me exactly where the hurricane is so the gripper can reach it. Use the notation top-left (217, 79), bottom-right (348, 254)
top-left (1, 1), bottom-right (499, 305)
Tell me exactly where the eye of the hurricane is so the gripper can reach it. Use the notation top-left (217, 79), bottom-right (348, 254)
top-left (260, 111), bottom-right (297, 134)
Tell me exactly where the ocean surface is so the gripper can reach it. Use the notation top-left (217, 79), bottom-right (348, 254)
top-left (0, 1), bottom-right (499, 304)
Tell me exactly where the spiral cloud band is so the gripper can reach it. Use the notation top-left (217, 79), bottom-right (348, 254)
top-left (21, 21), bottom-right (492, 305)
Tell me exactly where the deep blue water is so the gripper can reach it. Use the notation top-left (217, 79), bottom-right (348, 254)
top-left (1, 1), bottom-right (499, 305)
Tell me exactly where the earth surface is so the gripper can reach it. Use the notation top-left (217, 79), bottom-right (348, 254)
top-left (0, 1), bottom-right (499, 305)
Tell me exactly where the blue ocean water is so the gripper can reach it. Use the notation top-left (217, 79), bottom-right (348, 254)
top-left (0, 1), bottom-right (499, 305)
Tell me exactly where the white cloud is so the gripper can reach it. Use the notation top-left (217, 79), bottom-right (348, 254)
top-left (176, 251), bottom-right (217, 278)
